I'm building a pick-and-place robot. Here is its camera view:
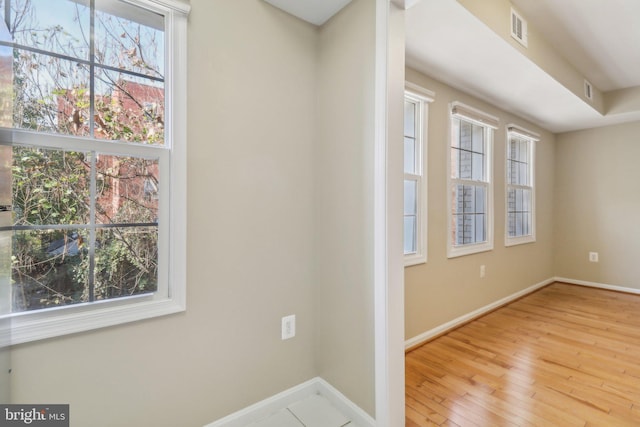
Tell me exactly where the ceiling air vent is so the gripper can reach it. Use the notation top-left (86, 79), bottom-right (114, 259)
top-left (511, 8), bottom-right (528, 47)
top-left (584, 80), bottom-right (594, 101)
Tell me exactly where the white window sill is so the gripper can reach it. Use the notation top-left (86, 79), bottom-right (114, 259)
top-left (404, 253), bottom-right (427, 267)
top-left (0, 295), bottom-right (185, 347)
top-left (505, 235), bottom-right (536, 247)
top-left (447, 242), bottom-right (493, 258)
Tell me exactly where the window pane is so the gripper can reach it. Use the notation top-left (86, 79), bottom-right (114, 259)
top-left (459, 120), bottom-right (472, 151)
top-left (94, 69), bottom-right (164, 144)
top-left (404, 137), bottom-right (416, 174)
top-left (472, 152), bottom-right (484, 181)
top-left (452, 185), bottom-right (463, 214)
top-left (519, 162), bottom-right (529, 186)
top-left (507, 159), bottom-right (516, 185)
top-left (463, 185), bottom-right (475, 213)
top-left (12, 147), bottom-right (90, 226)
top-left (515, 188), bottom-right (523, 212)
top-left (4, 0), bottom-right (165, 143)
top-left (507, 188), bottom-right (516, 214)
top-left (472, 124), bottom-right (484, 153)
top-left (453, 214), bottom-right (464, 245)
top-left (404, 179), bottom-right (417, 216)
top-left (404, 100), bottom-right (415, 138)
top-left (404, 216), bottom-right (416, 254)
top-left (507, 187), bottom-right (532, 238)
top-left (522, 189), bottom-right (531, 212)
top-left (12, 49), bottom-right (91, 135)
top-left (475, 213), bottom-right (485, 242)
top-left (7, 0), bottom-right (90, 60)
top-left (452, 185), bottom-right (486, 246)
top-left (94, 226), bottom-right (157, 300)
top-left (508, 211), bottom-right (515, 237)
top-left (515, 212), bottom-right (523, 236)
top-left (475, 186), bottom-right (485, 214)
top-left (10, 225), bottom-right (158, 312)
top-left (463, 214), bottom-right (474, 244)
top-left (508, 139), bottom-right (517, 161)
top-left (96, 154), bottom-right (159, 225)
top-left (459, 149), bottom-right (472, 180)
top-left (11, 228), bottom-right (89, 311)
top-left (519, 140), bottom-right (528, 163)
top-left (95, 0), bottom-right (164, 79)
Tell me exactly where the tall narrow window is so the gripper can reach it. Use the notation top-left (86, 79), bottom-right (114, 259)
top-left (404, 87), bottom-right (432, 266)
top-left (448, 103), bottom-right (497, 258)
top-left (506, 125), bottom-right (537, 246)
top-left (0, 0), bottom-right (189, 345)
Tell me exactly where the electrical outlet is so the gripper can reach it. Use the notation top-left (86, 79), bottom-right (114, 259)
top-left (480, 265), bottom-right (486, 278)
top-left (281, 315), bottom-right (296, 340)
top-left (589, 252), bottom-right (599, 263)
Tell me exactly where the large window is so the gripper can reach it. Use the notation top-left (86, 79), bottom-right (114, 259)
top-left (448, 103), bottom-right (497, 258)
top-left (403, 86), bottom-right (433, 266)
top-left (0, 0), bottom-right (189, 345)
top-left (506, 125), bottom-right (537, 246)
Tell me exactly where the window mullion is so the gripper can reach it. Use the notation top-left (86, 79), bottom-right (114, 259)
top-left (88, 152), bottom-right (97, 302)
top-left (89, 0), bottom-right (96, 137)
top-left (88, 0), bottom-right (96, 302)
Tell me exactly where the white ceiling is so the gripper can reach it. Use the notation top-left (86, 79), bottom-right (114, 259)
top-left (263, 0), bottom-right (640, 133)
top-left (263, 0), bottom-right (352, 26)
top-left (406, 0), bottom-right (640, 133)
top-left (511, 0), bottom-right (640, 92)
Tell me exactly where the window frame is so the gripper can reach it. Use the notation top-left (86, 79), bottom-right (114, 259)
top-left (0, 0), bottom-right (189, 346)
top-left (505, 124), bottom-right (538, 247)
top-left (447, 102), bottom-right (497, 258)
top-left (403, 84), bottom-right (433, 267)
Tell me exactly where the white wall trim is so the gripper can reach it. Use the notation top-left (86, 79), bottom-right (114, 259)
top-left (404, 277), bottom-right (555, 350)
top-left (373, 0), bottom-right (396, 425)
top-left (554, 277), bottom-right (640, 295)
top-left (203, 377), bottom-right (375, 427)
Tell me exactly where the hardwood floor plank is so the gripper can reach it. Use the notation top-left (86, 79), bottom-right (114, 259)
top-left (406, 283), bottom-right (640, 426)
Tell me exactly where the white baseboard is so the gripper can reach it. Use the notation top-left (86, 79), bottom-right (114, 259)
top-left (203, 376), bottom-right (375, 427)
top-left (315, 377), bottom-right (376, 427)
top-left (554, 277), bottom-right (640, 295)
top-left (404, 277), bottom-right (555, 350)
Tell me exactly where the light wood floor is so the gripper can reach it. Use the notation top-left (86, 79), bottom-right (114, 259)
top-left (406, 282), bottom-right (640, 426)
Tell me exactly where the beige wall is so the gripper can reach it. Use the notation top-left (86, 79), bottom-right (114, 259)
top-left (554, 121), bottom-right (640, 289)
top-left (404, 67), bottom-right (556, 340)
top-left (8, 0), bottom-right (382, 425)
top-left (9, 1), bottom-right (318, 425)
top-left (314, 0), bottom-right (376, 415)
